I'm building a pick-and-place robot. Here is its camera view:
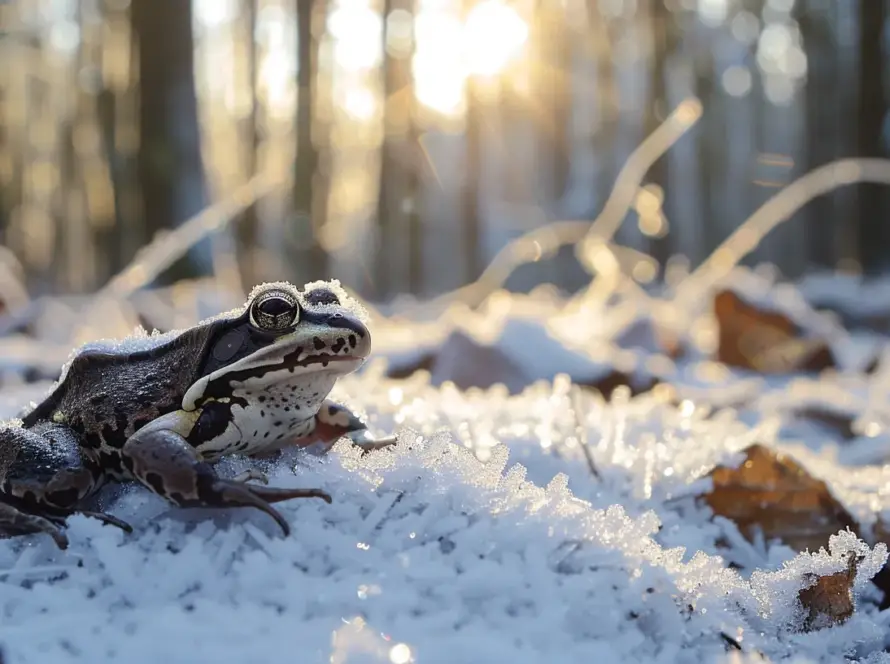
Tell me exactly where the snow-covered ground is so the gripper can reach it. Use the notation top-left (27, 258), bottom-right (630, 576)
top-left (2, 274), bottom-right (890, 663)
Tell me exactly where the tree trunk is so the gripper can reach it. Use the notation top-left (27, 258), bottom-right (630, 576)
top-left (131, 0), bottom-right (210, 283)
top-left (694, 47), bottom-right (716, 262)
top-left (0, 5), bottom-right (7, 244)
top-left (375, 0), bottom-right (422, 298)
top-left (375, 0), bottom-right (397, 300)
top-left (536, 0), bottom-right (571, 205)
top-left (291, 0), bottom-right (327, 284)
top-left (589, 6), bottom-right (617, 218)
top-left (797, 0), bottom-right (838, 269)
top-left (855, 0), bottom-right (888, 274)
top-left (644, 1), bottom-right (673, 268)
top-left (462, 0), bottom-right (483, 288)
top-left (236, 0), bottom-right (261, 287)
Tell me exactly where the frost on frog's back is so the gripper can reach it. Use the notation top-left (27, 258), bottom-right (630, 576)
top-left (297, 278), bottom-right (370, 323)
top-left (21, 326), bottom-right (196, 419)
top-left (24, 279), bottom-right (369, 417)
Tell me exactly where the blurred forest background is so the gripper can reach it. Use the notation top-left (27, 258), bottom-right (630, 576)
top-left (0, 0), bottom-right (887, 304)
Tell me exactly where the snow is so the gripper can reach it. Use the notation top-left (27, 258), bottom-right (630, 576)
top-left (1, 277), bottom-right (890, 663)
top-left (0, 366), bottom-right (887, 663)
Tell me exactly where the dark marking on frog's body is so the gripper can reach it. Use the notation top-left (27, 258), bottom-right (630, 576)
top-left (0, 281), bottom-right (396, 549)
top-left (24, 328), bottom-right (210, 451)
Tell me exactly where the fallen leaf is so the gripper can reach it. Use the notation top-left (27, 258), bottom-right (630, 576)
top-left (797, 552), bottom-right (858, 631)
top-left (577, 369), bottom-right (659, 399)
top-left (429, 329), bottom-right (530, 392)
top-left (702, 444), bottom-right (857, 553)
top-left (713, 290), bottom-right (836, 374)
top-left (383, 326), bottom-right (660, 396)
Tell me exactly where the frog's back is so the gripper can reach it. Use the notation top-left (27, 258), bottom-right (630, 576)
top-left (23, 326), bottom-right (215, 450)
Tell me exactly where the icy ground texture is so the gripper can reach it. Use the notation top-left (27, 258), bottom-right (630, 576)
top-left (1, 375), bottom-right (890, 664)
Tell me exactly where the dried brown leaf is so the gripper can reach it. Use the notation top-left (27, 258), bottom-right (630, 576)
top-left (702, 444), bottom-right (857, 553)
top-left (797, 552), bottom-right (858, 631)
top-left (577, 369), bottom-right (659, 400)
top-left (713, 290), bottom-right (836, 374)
top-left (383, 329), bottom-right (660, 397)
top-left (427, 329), bottom-right (529, 392)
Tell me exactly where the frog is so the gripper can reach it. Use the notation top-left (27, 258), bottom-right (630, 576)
top-left (0, 280), bottom-right (395, 549)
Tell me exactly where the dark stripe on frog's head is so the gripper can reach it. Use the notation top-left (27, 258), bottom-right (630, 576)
top-left (188, 309), bottom-right (370, 409)
top-left (199, 306), bottom-right (369, 378)
top-left (192, 345), bottom-right (305, 406)
top-left (199, 307), bottom-right (369, 381)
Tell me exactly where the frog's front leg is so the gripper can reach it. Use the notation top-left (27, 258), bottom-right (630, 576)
top-left (121, 414), bottom-right (331, 536)
top-left (0, 500), bottom-right (70, 549)
top-left (0, 424), bottom-right (126, 549)
top-left (299, 400), bottom-right (397, 454)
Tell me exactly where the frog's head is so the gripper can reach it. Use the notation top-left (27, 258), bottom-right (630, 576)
top-left (182, 282), bottom-right (371, 412)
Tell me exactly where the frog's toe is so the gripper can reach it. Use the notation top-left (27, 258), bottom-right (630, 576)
top-left (45, 525), bottom-right (69, 550)
top-left (124, 427), bottom-right (331, 537)
top-left (205, 478), bottom-right (332, 536)
top-left (231, 469), bottom-right (270, 485)
top-left (345, 430), bottom-right (398, 455)
top-left (78, 510), bottom-right (134, 534)
top-left (355, 434), bottom-right (398, 455)
top-left (0, 501), bottom-right (69, 550)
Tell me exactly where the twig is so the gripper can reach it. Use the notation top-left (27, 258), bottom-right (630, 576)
top-left (673, 158), bottom-right (890, 314)
top-left (393, 98), bottom-right (703, 318)
top-left (582, 98), bottom-right (702, 244)
top-left (570, 386), bottom-right (600, 481)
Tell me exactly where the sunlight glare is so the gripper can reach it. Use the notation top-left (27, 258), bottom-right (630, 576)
top-left (328, 1), bottom-right (383, 72)
top-left (259, 50), bottom-right (296, 118)
top-left (254, 4), bottom-right (296, 119)
top-left (341, 86), bottom-right (378, 121)
top-left (194, 0), bottom-right (237, 28)
top-left (463, 0), bottom-right (529, 77)
top-left (414, 11), bottom-right (465, 115)
top-left (413, 1), bottom-right (529, 116)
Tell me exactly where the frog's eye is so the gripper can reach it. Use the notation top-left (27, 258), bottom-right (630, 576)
top-left (304, 288), bottom-right (340, 306)
top-left (249, 290), bottom-right (300, 332)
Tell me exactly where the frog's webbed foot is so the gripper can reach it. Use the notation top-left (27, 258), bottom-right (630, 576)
top-left (123, 427), bottom-right (331, 536)
top-left (308, 401), bottom-right (397, 455)
top-left (198, 475), bottom-right (331, 536)
top-left (0, 500), bottom-right (69, 550)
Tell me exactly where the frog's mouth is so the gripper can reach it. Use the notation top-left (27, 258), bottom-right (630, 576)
top-left (184, 345), bottom-right (367, 411)
top-left (293, 354), bottom-right (361, 369)
top-left (255, 347), bottom-right (366, 376)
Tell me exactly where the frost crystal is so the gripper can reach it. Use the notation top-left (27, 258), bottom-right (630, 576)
top-left (0, 367), bottom-right (887, 663)
top-left (0, 296), bottom-right (890, 664)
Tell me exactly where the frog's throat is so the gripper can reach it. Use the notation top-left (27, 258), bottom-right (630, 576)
top-left (181, 344), bottom-right (364, 411)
